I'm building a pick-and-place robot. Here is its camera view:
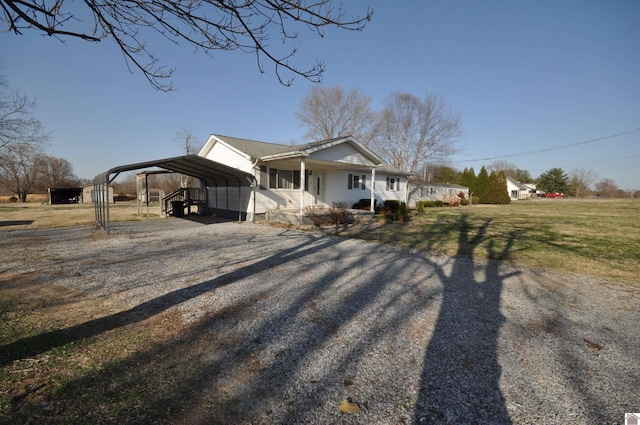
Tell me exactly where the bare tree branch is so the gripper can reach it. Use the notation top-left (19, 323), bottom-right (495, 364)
top-left (1, 0), bottom-right (373, 91)
top-left (0, 74), bottom-right (50, 150)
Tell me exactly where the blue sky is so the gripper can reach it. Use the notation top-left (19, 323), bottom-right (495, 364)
top-left (2, 0), bottom-right (639, 189)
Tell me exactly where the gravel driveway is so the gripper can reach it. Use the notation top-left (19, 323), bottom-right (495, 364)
top-left (1, 218), bottom-right (638, 424)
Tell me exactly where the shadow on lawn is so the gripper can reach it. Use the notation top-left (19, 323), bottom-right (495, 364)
top-left (2, 215), bottom-right (519, 424)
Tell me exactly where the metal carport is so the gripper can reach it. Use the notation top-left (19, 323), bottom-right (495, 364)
top-left (93, 155), bottom-right (256, 233)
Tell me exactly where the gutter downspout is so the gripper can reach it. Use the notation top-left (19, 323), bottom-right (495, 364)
top-left (300, 158), bottom-right (306, 214)
top-left (251, 159), bottom-right (260, 222)
top-left (370, 167), bottom-right (376, 214)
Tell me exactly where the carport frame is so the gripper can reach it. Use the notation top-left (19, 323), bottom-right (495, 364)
top-left (93, 155), bottom-right (256, 233)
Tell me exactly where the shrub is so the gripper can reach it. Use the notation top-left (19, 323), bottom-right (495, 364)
top-left (458, 191), bottom-right (466, 199)
top-left (416, 201), bottom-right (425, 213)
top-left (383, 200), bottom-right (400, 214)
top-left (8, 196), bottom-right (18, 203)
top-left (398, 201), bottom-right (409, 223)
top-left (352, 198), bottom-right (376, 210)
top-left (460, 198), bottom-right (469, 206)
top-left (471, 196), bottom-right (480, 205)
top-left (305, 202), bottom-right (354, 226)
top-left (434, 200), bottom-right (444, 207)
top-left (424, 200), bottom-right (435, 208)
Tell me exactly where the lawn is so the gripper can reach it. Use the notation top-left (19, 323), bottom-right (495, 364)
top-left (0, 201), bottom-right (159, 229)
top-left (330, 198), bottom-right (640, 283)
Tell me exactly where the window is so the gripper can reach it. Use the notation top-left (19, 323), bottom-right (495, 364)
top-left (348, 174), bottom-right (367, 190)
top-left (269, 168), bottom-right (300, 189)
top-left (386, 177), bottom-right (400, 191)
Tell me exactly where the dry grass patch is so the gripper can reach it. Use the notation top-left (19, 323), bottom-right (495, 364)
top-left (0, 202), bottom-right (162, 230)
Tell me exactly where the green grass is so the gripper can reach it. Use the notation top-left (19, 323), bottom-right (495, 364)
top-left (335, 198), bottom-right (640, 283)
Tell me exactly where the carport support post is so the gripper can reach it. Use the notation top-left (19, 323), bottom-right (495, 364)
top-left (299, 158), bottom-right (306, 214)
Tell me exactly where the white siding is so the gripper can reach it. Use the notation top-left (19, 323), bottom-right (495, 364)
top-left (324, 170), bottom-right (407, 208)
top-left (253, 189), bottom-right (315, 213)
top-left (324, 171), bottom-right (355, 205)
top-left (309, 144), bottom-right (376, 166)
top-left (202, 141), bottom-right (254, 173)
top-left (373, 174), bottom-right (406, 205)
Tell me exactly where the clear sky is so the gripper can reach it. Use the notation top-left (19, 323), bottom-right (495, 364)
top-left (2, 0), bottom-right (639, 189)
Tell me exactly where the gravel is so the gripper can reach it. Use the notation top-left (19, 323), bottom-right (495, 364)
top-left (1, 218), bottom-right (638, 424)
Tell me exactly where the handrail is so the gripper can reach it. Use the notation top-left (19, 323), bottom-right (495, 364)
top-left (162, 187), bottom-right (207, 216)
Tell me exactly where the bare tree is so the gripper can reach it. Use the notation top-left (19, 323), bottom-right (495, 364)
top-left (37, 155), bottom-right (77, 189)
top-left (296, 86), bottom-right (378, 145)
top-left (595, 178), bottom-right (619, 198)
top-left (487, 160), bottom-right (516, 176)
top-left (372, 92), bottom-right (463, 174)
top-left (0, 142), bottom-right (43, 201)
top-left (569, 167), bottom-right (597, 198)
top-left (174, 127), bottom-right (197, 187)
top-left (174, 127), bottom-right (198, 156)
top-left (1, 1), bottom-right (372, 91)
top-left (0, 74), bottom-right (49, 150)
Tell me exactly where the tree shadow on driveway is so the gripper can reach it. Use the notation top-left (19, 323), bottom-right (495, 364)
top-left (413, 214), bottom-right (519, 424)
top-left (0, 229), bottom-right (344, 367)
top-left (1, 216), bottom-right (520, 423)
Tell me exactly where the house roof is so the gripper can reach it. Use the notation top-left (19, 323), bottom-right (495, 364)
top-left (414, 182), bottom-right (469, 189)
top-left (376, 165), bottom-right (413, 176)
top-left (506, 176), bottom-right (529, 190)
top-left (208, 135), bottom-right (294, 158)
top-left (201, 134), bottom-right (412, 173)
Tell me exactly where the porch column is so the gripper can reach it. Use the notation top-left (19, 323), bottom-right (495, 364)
top-left (300, 158), bottom-right (306, 214)
top-left (370, 167), bottom-right (376, 213)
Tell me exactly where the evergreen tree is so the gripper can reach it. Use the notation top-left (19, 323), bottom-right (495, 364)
top-left (488, 171), bottom-right (511, 204)
top-left (514, 169), bottom-right (534, 183)
top-left (537, 168), bottom-right (569, 193)
top-left (459, 167), bottom-right (476, 193)
top-left (476, 166), bottom-right (490, 204)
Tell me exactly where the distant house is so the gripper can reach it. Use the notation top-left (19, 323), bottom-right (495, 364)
top-left (506, 177), bottom-right (531, 200)
top-left (197, 134), bottom-right (412, 220)
top-left (83, 185), bottom-right (114, 204)
top-left (407, 182), bottom-right (469, 207)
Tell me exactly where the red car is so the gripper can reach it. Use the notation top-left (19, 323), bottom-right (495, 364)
top-left (543, 192), bottom-right (564, 198)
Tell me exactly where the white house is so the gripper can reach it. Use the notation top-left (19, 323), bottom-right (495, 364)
top-left (197, 134), bottom-right (411, 220)
top-left (407, 182), bottom-right (469, 207)
top-left (506, 176), bottom-right (531, 200)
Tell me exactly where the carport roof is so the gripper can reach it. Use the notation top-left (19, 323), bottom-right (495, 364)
top-left (94, 155), bottom-right (255, 187)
